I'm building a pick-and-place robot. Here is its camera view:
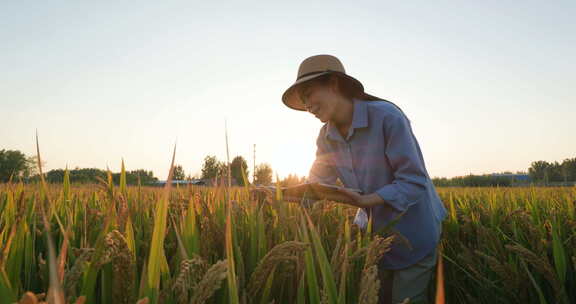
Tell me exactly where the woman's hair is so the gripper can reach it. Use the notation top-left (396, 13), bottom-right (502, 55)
top-left (295, 73), bottom-right (383, 103)
top-left (295, 73), bottom-right (408, 117)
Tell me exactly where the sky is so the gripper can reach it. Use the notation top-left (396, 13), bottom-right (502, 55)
top-left (1, 1), bottom-right (575, 180)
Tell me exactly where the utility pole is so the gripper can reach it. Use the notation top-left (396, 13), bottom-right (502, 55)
top-left (253, 144), bottom-right (256, 184)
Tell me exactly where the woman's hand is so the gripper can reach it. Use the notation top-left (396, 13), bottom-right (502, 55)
top-left (249, 187), bottom-right (314, 205)
top-left (336, 188), bottom-right (385, 208)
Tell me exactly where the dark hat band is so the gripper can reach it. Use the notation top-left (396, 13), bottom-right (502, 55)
top-left (296, 70), bottom-right (336, 80)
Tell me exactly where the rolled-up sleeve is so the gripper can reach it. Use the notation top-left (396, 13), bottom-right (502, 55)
top-left (308, 134), bottom-right (337, 185)
top-left (375, 113), bottom-right (427, 212)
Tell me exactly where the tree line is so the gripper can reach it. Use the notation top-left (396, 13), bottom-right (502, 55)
top-left (0, 149), bottom-right (278, 186)
top-left (3, 148), bottom-right (572, 187)
top-left (42, 168), bottom-right (158, 185)
top-left (432, 156), bottom-right (576, 187)
top-left (198, 155), bottom-right (312, 186)
top-left (527, 157), bottom-right (576, 183)
top-left (0, 149), bottom-right (37, 182)
top-left (199, 155), bottom-right (273, 186)
top-left (0, 149), bottom-right (158, 185)
top-left (432, 173), bottom-right (523, 187)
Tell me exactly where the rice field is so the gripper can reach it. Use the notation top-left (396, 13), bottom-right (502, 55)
top-left (0, 166), bottom-right (575, 304)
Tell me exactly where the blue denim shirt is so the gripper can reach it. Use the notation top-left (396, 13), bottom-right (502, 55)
top-left (308, 99), bottom-right (447, 269)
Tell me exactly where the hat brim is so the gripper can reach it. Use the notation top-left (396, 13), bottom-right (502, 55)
top-left (282, 72), bottom-right (364, 111)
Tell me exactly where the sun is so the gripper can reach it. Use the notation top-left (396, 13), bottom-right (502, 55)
top-left (270, 143), bottom-right (315, 181)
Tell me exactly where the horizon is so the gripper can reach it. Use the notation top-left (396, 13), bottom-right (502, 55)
top-left (15, 142), bottom-right (566, 181)
top-left (2, 1), bottom-right (574, 180)
top-left (18, 148), bottom-right (559, 179)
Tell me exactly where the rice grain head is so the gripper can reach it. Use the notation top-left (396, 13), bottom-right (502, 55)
top-left (172, 255), bottom-right (208, 303)
top-left (505, 244), bottom-right (562, 297)
top-left (64, 248), bottom-right (94, 302)
top-left (364, 235), bottom-right (394, 271)
top-left (190, 260), bottom-right (229, 304)
top-left (94, 230), bottom-right (135, 304)
top-left (358, 265), bottom-right (380, 304)
top-left (247, 241), bottom-right (309, 298)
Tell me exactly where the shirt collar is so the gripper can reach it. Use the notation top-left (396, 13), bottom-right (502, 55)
top-left (325, 99), bottom-right (369, 142)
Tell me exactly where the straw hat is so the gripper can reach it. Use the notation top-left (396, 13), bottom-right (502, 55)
top-left (282, 54), bottom-right (366, 111)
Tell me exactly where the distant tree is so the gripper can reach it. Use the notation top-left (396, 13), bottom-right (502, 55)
top-left (561, 157), bottom-right (576, 182)
top-left (22, 155), bottom-right (40, 179)
top-left (173, 165), bottom-right (186, 180)
top-left (201, 155), bottom-right (221, 180)
top-left (230, 156), bottom-right (249, 186)
top-left (434, 156), bottom-right (576, 186)
top-left (113, 169), bottom-right (158, 185)
top-left (527, 158), bottom-right (576, 183)
top-left (548, 161), bottom-right (564, 182)
top-left (432, 177), bottom-right (449, 187)
top-left (217, 161), bottom-right (228, 178)
top-left (44, 168), bottom-right (106, 184)
top-left (41, 167), bottom-right (157, 185)
top-left (129, 169), bottom-right (158, 184)
top-left (431, 174), bottom-right (512, 187)
top-left (0, 149), bottom-right (35, 182)
top-left (46, 169), bottom-right (66, 183)
top-left (254, 163), bottom-right (273, 185)
top-left (528, 160), bottom-right (551, 182)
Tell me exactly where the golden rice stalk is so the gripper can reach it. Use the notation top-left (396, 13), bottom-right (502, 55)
top-left (474, 250), bottom-right (522, 292)
top-left (364, 235), bottom-right (394, 270)
top-left (172, 256), bottom-right (208, 303)
top-left (97, 231), bottom-right (122, 266)
top-left (505, 244), bottom-right (562, 297)
top-left (349, 247), bottom-right (368, 261)
top-left (116, 193), bottom-right (129, 232)
top-left (356, 235), bottom-right (394, 304)
top-left (458, 245), bottom-right (493, 285)
top-left (190, 260), bottom-right (229, 304)
top-left (331, 240), bottom-right (354, 287)
top-left (93, 230), bottom-right (135, 304)
top-left (0, 191), bottom-right (26, 267)
top-left (64, 248), bottom-right (94, 302)
top-left (110, 231), bottom-right (136, 304)
top-left (358, 265), bottom-right (380, 304)
top-left (247, 241), bottom-right (309, 298)
top-left (57, 229), bottom-right (70, 284)
top-left (330, 237), bottom-right (343, 272)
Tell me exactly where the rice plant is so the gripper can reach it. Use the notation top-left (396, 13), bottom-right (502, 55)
top-left (0, 157), bottom-right (574, 303)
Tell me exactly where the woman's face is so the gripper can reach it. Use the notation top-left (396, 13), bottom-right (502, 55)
top-left (300, 80), bottom-right (341, 123)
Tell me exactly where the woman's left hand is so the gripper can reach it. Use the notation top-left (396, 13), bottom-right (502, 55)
top-left (337, 188), bottom-right (385, 208)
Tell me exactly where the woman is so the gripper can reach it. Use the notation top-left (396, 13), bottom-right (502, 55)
top-left (281, 55), bottom-right (448, 304)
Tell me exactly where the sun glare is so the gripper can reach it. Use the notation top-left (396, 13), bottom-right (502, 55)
top-left (270, 143), bottom-right (315, 180)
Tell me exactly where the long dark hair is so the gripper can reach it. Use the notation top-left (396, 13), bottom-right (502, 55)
top-left (296, 73), bottom-right (407, 117)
